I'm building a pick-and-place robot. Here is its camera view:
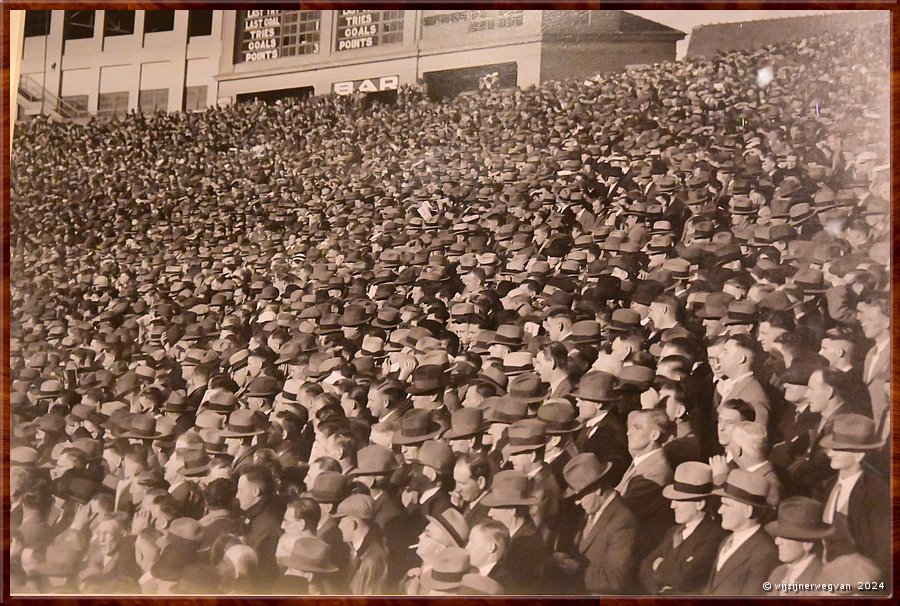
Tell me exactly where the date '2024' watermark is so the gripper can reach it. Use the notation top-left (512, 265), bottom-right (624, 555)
top-left (763, 581), bottom-right (886, 594)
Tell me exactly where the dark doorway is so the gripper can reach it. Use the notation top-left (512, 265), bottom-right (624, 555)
top-left (362, 89), bottom-right (398, 109)
top-left (236, 86), bottom-right (315, 104)
top-left (424, 62), bottom-right (517, 100)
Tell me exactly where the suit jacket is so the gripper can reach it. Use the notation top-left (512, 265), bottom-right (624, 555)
top-left (771, 405), bottom-right (820, 475)
top-left (573, 494), bottom-right (637, 594)
top-left (504, 517), bottom-right (550, 594)
top-left (719, 374), bottom-right (772, 429)
top-left (820, 468), bottom-right (890, 575)
top-left (244, 501), bottom-right (285, 583)
top-left (618, 449), bottom-right (675, 561)
top-left (347, 529), bottom-right (390, 595)
top-left (80, 536), bottom-right (141, 583)
top-left (706, 527), bottom-right (779, 595)
top-left (575, 413), bottom-right (630, 485)
top-left (863, 342), bottom-right (889, 431)
top-left (769, 556), bottom-right (824, 595)
top-left (639, 517), bottom-right (728, 594)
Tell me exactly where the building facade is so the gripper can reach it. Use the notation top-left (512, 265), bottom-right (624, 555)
top-left (17, 9), bottom-right (684, 120)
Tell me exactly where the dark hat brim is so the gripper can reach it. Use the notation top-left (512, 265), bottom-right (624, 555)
top-left (818, 435), bottom-right (884, 451)
top-left (764, 520), bottom-right (834, 540)
top-left (563, 461), bottom-right (612, 498)
top-left (392, 425), bottom-right (443, 445)
top-left (712, 487), bottom-right (770, 509)
top-left (480, 493), bottom-right (540, 508)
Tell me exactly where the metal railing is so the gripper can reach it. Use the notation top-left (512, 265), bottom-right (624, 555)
top-left (17, 74), bottom-right (88, 119)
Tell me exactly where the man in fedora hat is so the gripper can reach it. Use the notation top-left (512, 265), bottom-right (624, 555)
top-left (273, 537), bottom-right (338, 595)
top-left (764, 497), bottom-right (832, 595)
top-left (404, 507), bottom-right (470, 595)
top-left (502, 419), bottom-right (562, 548)
top-left (555, 453), bottom-right (637, 594)
top-left (349, 443), bottom-right (412, 587)
top-left (819, 414), bottom-right (889, 576)
top-left (571, 371), bottom-right (630, 485)
top-left (481, 469), bottom-right (548, 594)
top-left (639, 462), bottom-right (727, 594)
top-left (707, 469), bottom-right (778, 595)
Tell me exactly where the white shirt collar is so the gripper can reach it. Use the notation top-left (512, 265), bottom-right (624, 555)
top-left (729, 524), bottom-right (760, 553)
top-left (682, 515), bottom-right (704, 540)
top-left (782, 553), bottom-right (818, 585)
top-left (586, 410), bottom-right (609, 429)
top-left (745, 461), bottom-right (767, 473)
top-left (478, 561), bottom-right (497, 577)
top-left (419, 485), bottom-right (440, 505)
top-left (631, 448), bottom-right (662, 469)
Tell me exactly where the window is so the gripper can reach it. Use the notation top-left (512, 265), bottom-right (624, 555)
top-left (98, 91), bottom-right (129, 116)
top-left (24, 11), bottom-right (51, 37)
top-left (144, 10), bottom-right (175, 34)
top-left (60, 95), bottom-right (89, 116)
top-left (380, 10), bottom-right (404, 45)
top-left (468, 10), bottom-right (524, 32)
top-left (104, 10), bottom-right (135, 37)
top-left (63, 10), bottom-right (96, 41)
top-left (188, 10), bottom-right (213, 38)
top-left (139, 89), bottom-right (169, 113)
top-left (280, 11), bottom-right (321, 57)
top-left (184, 86), bottom-right (207, 112)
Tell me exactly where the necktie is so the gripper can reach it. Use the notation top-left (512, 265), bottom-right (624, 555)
top-left (616, 463), bottom-right (636, 494)
top-left (672, 525), bottom-right (686, 549)
top-left (823, 481), bottom-right (842, 524)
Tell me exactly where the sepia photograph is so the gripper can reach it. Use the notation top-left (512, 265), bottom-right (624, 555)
top-left (8, 7), bottom-right (892, 598)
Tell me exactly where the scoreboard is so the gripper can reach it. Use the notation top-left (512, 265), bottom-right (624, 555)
top-left (240, 10), bottom-right (283, 62)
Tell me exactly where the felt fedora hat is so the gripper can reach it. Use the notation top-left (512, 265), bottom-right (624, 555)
top-left (502, 419), bottom-right (548, 457)
top-left (348, 444), bottom-right (401, 476)
top-left (393, 409), bottom-right (443, 445)
top-left (443, 407), bottom-right (491, 440)
top-left (765, 497), bottom-right (834, 540)
top-left (713, 468), bottom-right (771, 508)
top-left (304, 471), bottom-right (352, 504)
top-left (220, 409), bottom-right (269, 438)
top-left (571, 371), bottom-right (619, 402)
top-left (283, 537), bottom-right (339, 573)
top-left (563, 453), bottom-right (612, 498)
top-left (819, 414), bottom-right (884, 451)
top-left (662, 461), bottom-right (714, 500)
top-left (536, 399), bottom-right (583, 434)
top-left (420, 547), bottom-right (477, 592)
top-left (480, 470), bottom-right (539, 507)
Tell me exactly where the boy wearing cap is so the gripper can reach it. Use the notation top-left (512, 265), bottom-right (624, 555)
top-left (335, 494), bottom-right (389, 595)
top-left (639, 462), bottom-right (727, 594)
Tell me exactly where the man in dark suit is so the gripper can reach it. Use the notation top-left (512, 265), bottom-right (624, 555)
top-left (554, 453), bottom-right (637, 594)
top-left (639, 462), bottom-right (727, 594)
top-left (572, 371), bottom-right (630, 485)
top-left (466, 519), bottom-right (514, 592)
top-left (764, 497), bottom-right (830, 595)
top-left (237, 464), bottom-right (284, 583)
top-left (615, 409), bottom-right (675, 561)
top-left (819, 414), bottom-right (889, 576)
top-left (481, 470), bottom-right (549, 594)
top-left (79, 513), bottom-right (141, 587)
top-left (706, 469), bottom-right (779, 595)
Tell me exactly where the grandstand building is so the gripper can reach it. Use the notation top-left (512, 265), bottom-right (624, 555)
top-left (16, 9), bottom-right (684, 120)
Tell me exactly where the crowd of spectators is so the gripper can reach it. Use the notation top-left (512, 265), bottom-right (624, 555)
top-left (10, 22), bottom-right (890, 596)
